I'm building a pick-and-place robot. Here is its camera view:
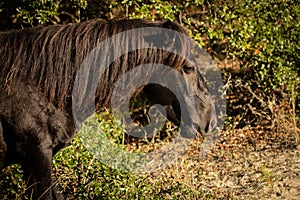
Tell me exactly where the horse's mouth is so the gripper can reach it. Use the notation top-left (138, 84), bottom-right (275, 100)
top-left (164, 101), bottom-right (218, 139)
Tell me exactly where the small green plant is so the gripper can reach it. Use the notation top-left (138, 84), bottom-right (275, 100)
top-left (261, 167), bottom-right (275, 186)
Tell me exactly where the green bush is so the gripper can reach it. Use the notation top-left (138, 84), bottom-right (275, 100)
top-left (200, 0), bottom-right (299, 128)
top-left (204, 0), bottom-right (299, 91)
top-left (0, 0), bottom-right (89, 29)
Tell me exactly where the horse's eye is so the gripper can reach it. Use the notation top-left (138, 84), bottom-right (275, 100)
top-left (183, 65), bottom-right (195, 74)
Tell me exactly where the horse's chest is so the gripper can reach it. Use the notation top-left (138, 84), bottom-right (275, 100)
top-left (0, 82), bottom-right (76, 158)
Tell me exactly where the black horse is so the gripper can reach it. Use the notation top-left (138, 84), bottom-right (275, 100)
top-left (0, 19), bottom-right (217, 199)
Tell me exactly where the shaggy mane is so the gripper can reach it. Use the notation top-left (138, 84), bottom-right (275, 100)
top-left (0, 19), bottom-right (190, 114)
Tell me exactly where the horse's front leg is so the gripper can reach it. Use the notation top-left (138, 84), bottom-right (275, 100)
top-left (20, 138), bottom-right (64, 200)
top-left (1, 83), bottom-right (72, 199)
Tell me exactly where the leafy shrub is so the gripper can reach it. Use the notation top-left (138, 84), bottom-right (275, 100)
top-left (203, 0), bottom-right (299, 91)
top-left (201, 0), bottom-right (299, 129)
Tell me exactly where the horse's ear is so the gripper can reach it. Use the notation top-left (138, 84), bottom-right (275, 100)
top-left (174, 12), bottom-right (182, 24)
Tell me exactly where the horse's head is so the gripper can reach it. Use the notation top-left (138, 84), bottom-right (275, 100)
top-left (142, 21), bottom-right (218, 138)
top-left (179, 60), bottom-right (218, 138)
top-left (142, 59), bottom-right (217, 138)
